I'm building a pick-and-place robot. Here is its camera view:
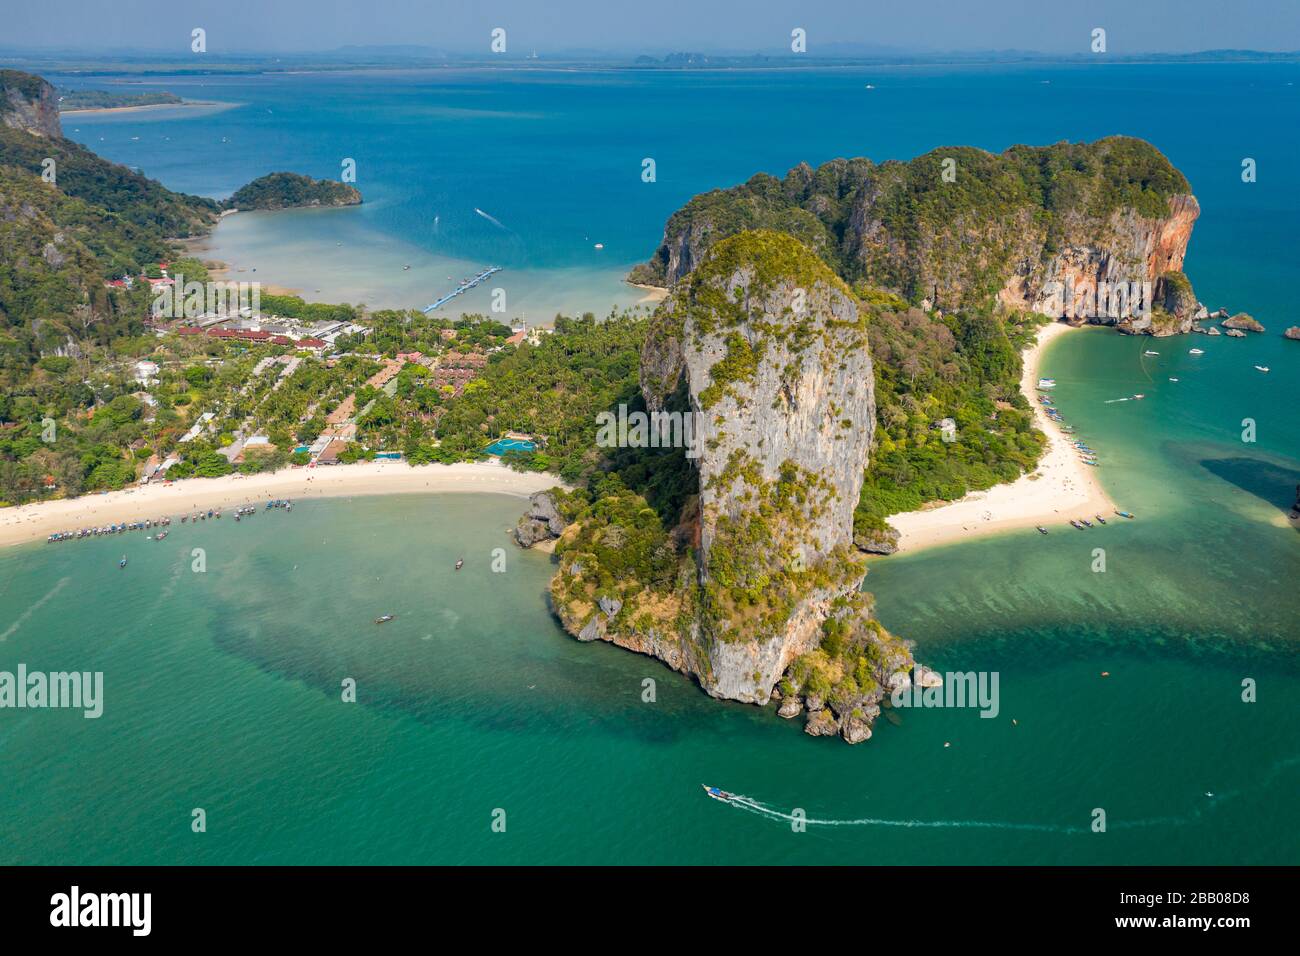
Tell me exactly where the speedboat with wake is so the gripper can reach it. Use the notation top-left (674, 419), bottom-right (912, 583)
top-left (702, 785), bottom-right (735, 802)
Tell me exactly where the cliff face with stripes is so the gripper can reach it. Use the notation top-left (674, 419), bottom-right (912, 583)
top-left (639, 230), bottom-right (881, 702)
top-left (551, 231), bottom-right (916, 742)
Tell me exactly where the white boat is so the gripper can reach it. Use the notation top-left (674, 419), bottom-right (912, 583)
top-left (1255, 365), bottom-right (1270, 372)
top-left (1037, 378), bottom-right (1056, 389)
top-left (1144, 350), bottom-right (1159, 355)
top-left (1189, 348), bottom-right (1204, 355)
top-left (1169, 377), bottom-right (1179, 382)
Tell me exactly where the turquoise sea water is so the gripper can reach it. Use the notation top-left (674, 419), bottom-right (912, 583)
top-left (56, 62), bottom-right (1300, 321)
top-left (2, 63), bottom-right (1296, 864)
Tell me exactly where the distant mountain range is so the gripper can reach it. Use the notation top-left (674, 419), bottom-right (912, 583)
top-left (1, 46), bottom-right (1296, 75)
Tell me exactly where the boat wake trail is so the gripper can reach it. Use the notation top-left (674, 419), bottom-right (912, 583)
top-left (724, 794), bottom-right (1087, 833)
top-left (0, 577), bottom-right (72, 643)
top-left (474, 207), bottom-right (509, 230)
top-left (716, 755), bottom-right (1300, 833)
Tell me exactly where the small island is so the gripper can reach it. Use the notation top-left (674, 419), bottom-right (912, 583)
top-left (226, 172), bottom-right (362, 211)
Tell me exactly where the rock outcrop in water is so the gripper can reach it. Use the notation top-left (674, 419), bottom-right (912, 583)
top-left (551, 231), bottom-right (916, 741)
top-left (629, 137), bottom-right (1200, 336)
top-left (1222, 312), bottom-right (1265, 333)
top-left (513, 490), bottom-right (570, 547)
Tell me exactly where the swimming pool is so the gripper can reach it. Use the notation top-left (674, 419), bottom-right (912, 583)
top-left (484, 438), bottom-right (537, 456)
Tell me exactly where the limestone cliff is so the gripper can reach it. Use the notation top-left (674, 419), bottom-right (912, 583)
top-left (630, 137), bottom-right (1200, 335)
top-left (995, 195), bottom-right (1200, 334)
top-left (551, 231), bottom-right (915, 741)
top-left (0, 70), bottom-right (61, 138)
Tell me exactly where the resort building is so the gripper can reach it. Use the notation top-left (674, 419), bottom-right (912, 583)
top-left (133, 360), bottom-right (160, 385)
top-left (365, 359), bottom-right (404, 388)
top-left (177, 412), bottom-right (216, 444)
top-left (317, 439), bottom-right (349, 465)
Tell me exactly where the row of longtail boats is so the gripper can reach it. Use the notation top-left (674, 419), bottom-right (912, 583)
top-left (47, 500), bottom-right (293, 544)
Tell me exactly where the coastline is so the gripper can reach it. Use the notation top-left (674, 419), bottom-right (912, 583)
top-left (185, 213), bottom-right (645, 317)
top-left (60, 99), bottom-right (236, 116)
top-left (0, 460), bottom-right (560, 549)
top-left (177, 232), bottom-right (306, 298)
top-left (628, 281), bottom-right (669, 305)
top-left (886, 321), bottom-right (1115, 553)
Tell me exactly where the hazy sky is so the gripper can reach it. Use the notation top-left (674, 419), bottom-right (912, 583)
top-left (5, 0), bottom-right (1300, 55)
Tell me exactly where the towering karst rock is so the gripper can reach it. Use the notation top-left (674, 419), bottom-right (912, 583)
top-left (550, 231), bottom-right (915, 736)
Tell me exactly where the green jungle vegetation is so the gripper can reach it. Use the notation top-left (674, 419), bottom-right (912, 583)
top-left (226, 172), bottom-right (362, 211)
top-left (57, 89), bottom-right (183, 110)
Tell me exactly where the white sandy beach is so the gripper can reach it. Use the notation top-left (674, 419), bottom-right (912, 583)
top-left (5, 323), bottom-right (1108, 553)
top-left (0, 460), bottom-right (561, 549)
top-left (60, 99), bottom-right (236, 116)
top-left (887, 321), bottom-right (1115, 552)
top-left (629, 281), bottom-right (670, 305)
